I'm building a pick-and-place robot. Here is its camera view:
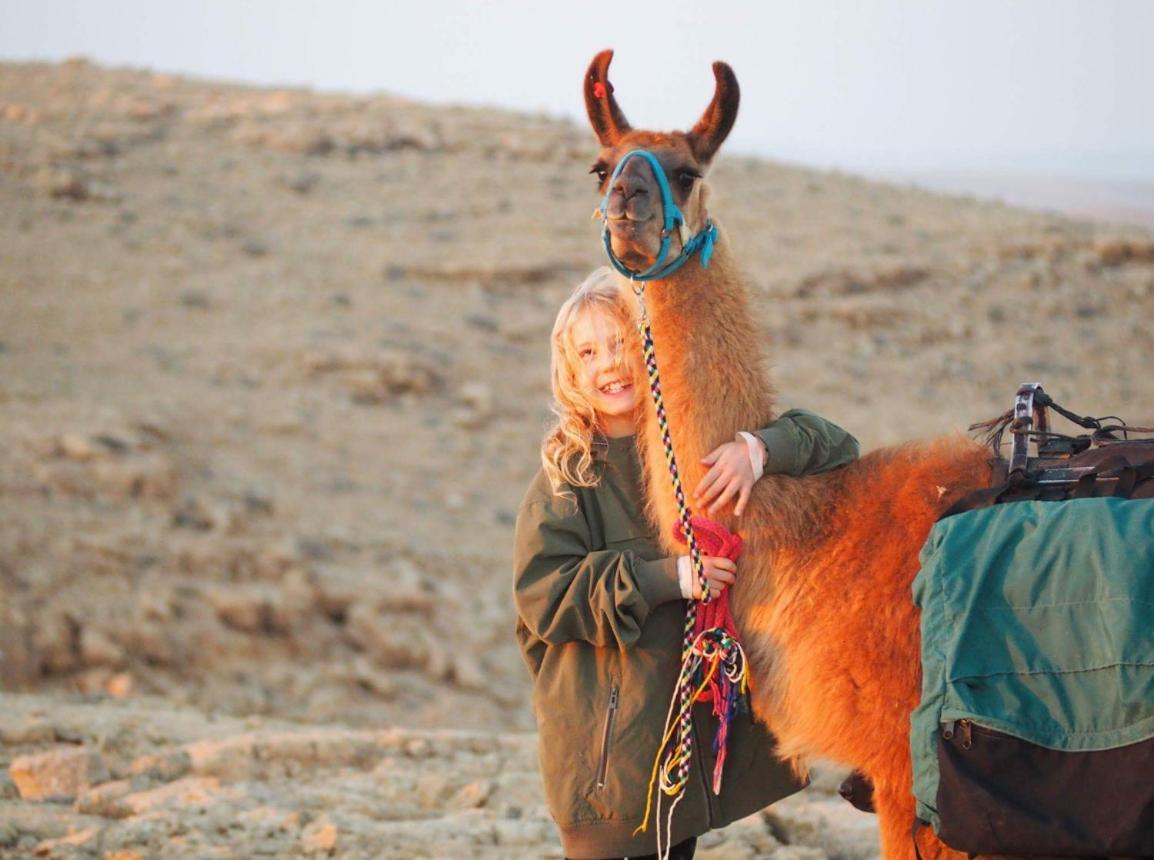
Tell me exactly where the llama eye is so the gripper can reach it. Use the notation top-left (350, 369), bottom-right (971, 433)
top-left (677, 170), bottom-right (700, 191)
top-left (589, 164), bottom-right (609, 185)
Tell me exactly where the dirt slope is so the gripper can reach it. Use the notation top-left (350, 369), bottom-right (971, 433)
top-left (2, 58), bottom-right (1152, 858)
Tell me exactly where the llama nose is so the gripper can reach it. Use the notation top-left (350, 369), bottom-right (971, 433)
top-left (609, 172), bottom-right (653, 221)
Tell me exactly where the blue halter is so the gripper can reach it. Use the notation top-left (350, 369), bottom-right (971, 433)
top-left (599, 149), bottom-right (718, 282)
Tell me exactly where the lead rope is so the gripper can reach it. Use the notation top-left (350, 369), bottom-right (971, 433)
top-left (629, 283), bottom-right (750, 860)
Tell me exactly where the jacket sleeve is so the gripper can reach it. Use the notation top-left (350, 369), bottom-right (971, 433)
top-left (512, 489), bottom-right (683, 649)
top-left (753, 408), bottom-right (860, 476)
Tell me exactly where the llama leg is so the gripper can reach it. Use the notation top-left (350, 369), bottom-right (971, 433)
top-left (872, 782), bottom-right (918, 860)
top-left (872, 790), bottom-right (961, 860)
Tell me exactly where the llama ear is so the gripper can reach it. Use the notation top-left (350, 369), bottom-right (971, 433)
top-left (584, 50), bottom-right (631, 147)
top-left (688, 62), bottom-right (740, 163)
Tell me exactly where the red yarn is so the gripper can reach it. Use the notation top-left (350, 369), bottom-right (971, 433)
top-left (593, 81), bottom-right (607, 99)
top-left (673, 510), bottom-right (743, 697)
top-left (672, 515), bottom-right (747, 794)
top-left (672, 515), bottom-right (743, 700)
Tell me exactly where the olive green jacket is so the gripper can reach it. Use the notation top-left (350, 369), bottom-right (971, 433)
top-left (513, 410), bottom-right (859, 859)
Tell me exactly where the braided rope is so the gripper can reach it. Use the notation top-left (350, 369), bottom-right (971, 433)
top-left (630, 285), bottom-right (712, 859)
top-left (629, 283), bottom-right (753, 860)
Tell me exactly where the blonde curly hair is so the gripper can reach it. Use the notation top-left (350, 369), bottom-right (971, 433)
top-left (542, 267), bottom-right (640, 493)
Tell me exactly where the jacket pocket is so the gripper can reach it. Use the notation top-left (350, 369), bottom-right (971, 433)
top-left (595, 684), bottom-right (620, 790)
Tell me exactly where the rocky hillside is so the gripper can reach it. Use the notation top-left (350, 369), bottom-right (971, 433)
top-left (1, 58), bottom-right (1152, 858)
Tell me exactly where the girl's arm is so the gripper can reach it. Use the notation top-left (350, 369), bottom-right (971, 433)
top-left (753, 408), bottom-right (860, 476)
top-left (513, 490), bottom-right (682, 650)
top-left (694, 409), bottom-right (860, 514)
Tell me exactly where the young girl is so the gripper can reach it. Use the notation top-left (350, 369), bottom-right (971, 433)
top-left (513, 268), bottom-right (859, 860)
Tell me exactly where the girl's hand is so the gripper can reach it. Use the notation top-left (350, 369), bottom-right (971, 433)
top-left (678, 555), bottom-right (737, 600)
top-left (695, 439), bottom-right (760, 516)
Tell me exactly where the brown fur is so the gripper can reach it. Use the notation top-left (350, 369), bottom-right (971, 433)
top-left (585, 52), bottom-right (994, 860)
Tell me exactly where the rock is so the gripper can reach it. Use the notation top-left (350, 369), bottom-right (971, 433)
top-left (128, 750), bottom-right (191, 783)
top-left (342, 656), bottom-right (397, 698)
top-left (1093, 236), bottom-right (1154, 267)
top-left (204, 583), bottom-right (284, 634)
top-left (171, 496), bottom-right (216, 530)
top-left (9, 747), bottom-right (109, 802)
top-left (301, 348), bottom-right (443, 402)
top-left (33, 167), bottom-right (91, 201)
top-left (31, 825), bottom-right (100, 853)
top-left (55, 434), bottom-right (100, 461)
top-left (74, 778), bottom-right (134, 818)
top-left (312, 559), bottom-right (434, 618)
top-left (30, 613), bottom-right (80, 674)
top-left (177, 289), bottom-right (211, 309)
top-left (79, 627), bottom-right (124, 668)
top-left (764, 790), bottom-right (880, 860)
top-left (38, 447), bottom-right (178, 501)
top-left (242, 239), bottom-right (269, 257)
top-left (345, 606), bottom-right (433, 670)
top-left (280, 171), bottom-right (320, 194)
top-left (451, 779), bottom-right (493, 809)
top-left (234, 122), bottom-right (334, 155)
top-left (105, 672), bottom-right (135, 699)
top-left (452, 381), bottom-right (495, 428)
top-left (0, 717), bottom-right (56, 746)
top-left (119, 776), bottom-right (222, 816)
top-left (0, 771), bottom-right (19, 800)
top-left (300, 816), bottom-right (338, 854)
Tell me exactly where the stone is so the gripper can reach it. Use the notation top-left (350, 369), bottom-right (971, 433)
top-left (451, 779), bottom-right (492, 809)
top-left (9, 747), bottom-right (108, 802)
top-left (280, 171), bottom-right (320, 194)
top-left (31, 825), bottom-right (100, 853)
top-left (34, 166), bottom-right (91, 201)
top-left (0, 772), bottom-right (19, 800)
top-left (74, 778), bottom-right (134, 818)
top-left (105, 672), bottom-right (135, 699)
top-left (91, 452), bottom-right (178, 500)
top-left (56, 434), bottom-right (99, 461)
top-left (300, 816), bottom-right (338, 854)
top-left (128, 750), bottom-right (191, 783)
top-left (120, 777), bottom-right (222, 815)
top-left (345, 606), bottom-right (431, 670)
top-left (0, 718), bottom-right (56, 746)
top-left (79, 627), bottom-right (124, 668)
top-left (204, 583), bottom-right (283, 634)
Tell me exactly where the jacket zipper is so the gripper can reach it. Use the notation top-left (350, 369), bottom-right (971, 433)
top-left (595, 685), bottom-right (620, 790)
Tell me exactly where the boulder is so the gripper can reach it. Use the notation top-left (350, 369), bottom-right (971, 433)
top-left (9, 747), bottom-right (109, 802)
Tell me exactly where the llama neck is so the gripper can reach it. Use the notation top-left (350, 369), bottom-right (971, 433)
top-left (624, 232), bottom-right (777, 546)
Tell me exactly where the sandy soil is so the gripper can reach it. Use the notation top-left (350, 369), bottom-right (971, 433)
top-left (2, 58), bottom-right (1153, 858)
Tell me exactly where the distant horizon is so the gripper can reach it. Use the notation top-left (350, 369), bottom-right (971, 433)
top-left (5, 48), bottom-right (1152, 190)
top-left (4, 0), bottom-right (1153, 228)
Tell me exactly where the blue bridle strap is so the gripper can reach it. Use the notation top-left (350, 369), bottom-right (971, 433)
top-left (599, 149), bottom-right (718, 282)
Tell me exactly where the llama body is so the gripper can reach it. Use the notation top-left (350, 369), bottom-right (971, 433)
top-left (584, 51), bottom-right (992, 858)
top-left (632, 238), bottom-right (988, 859)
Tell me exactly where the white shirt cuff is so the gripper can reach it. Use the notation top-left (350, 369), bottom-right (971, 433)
top-left (738, 431), bottom-right (766, 481)
top-left (677, 555), bottom-right (693, 599)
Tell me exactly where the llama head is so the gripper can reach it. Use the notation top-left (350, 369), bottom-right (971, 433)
top-left (584, 50), bottom-right (739, 273)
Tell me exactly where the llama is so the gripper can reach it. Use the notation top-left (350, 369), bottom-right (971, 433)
top-left (584, 50), bottom-right (993, 860)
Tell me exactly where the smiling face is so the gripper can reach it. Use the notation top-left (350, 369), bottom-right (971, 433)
top-left (568, 306), bottom-right (642, 438)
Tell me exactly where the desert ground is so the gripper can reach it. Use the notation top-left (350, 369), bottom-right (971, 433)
top-left (1, 59), bottom-right (1153, 858)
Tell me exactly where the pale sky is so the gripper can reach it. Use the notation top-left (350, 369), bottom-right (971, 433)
top-left (2, 0), bottom-right (1152, 181)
